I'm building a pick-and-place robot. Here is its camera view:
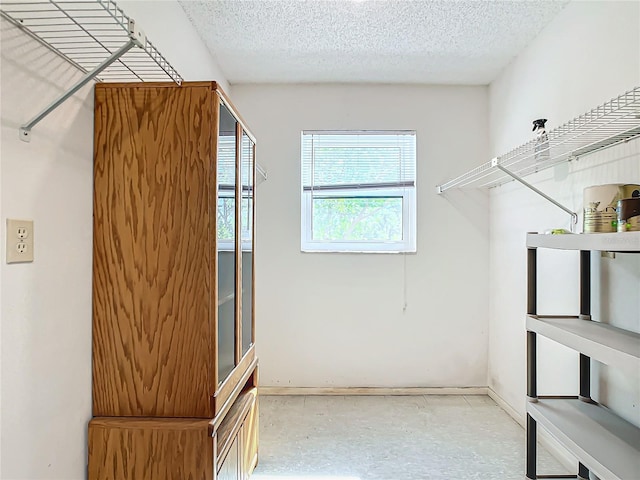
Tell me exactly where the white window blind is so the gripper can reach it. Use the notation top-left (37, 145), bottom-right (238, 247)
top-left (218, 135), bottom-right (236, 193)
top-left (301, 130), bottom-right (417, 253)
top-left (302, 131), bottom-right (416, 191)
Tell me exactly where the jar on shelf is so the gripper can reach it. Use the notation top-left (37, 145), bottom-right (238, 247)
top-left (617, 197), bottom-right (640, 232)
top-left (583, 184), bottom-right (640, 233)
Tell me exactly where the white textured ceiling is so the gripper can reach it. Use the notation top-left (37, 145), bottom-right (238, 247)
top-left (179, 0), bottom-right (568, 85)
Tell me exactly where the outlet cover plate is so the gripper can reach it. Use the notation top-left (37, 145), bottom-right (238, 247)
top-left (6, 219), bottom-right (34, 263)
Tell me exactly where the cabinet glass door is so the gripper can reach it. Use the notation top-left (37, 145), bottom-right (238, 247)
top-left (241, 132), bottom-right (255, 356)
top-left (217, 103), bottom-right (237, 384)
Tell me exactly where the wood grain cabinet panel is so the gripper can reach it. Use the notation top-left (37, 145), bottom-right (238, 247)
top-left (88, 418), bottom-right (213, 480)
top-left (93, 84), bottom-right (214, 418)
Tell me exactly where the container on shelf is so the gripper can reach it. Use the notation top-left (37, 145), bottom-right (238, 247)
top-left (617, 197), bottom-right (640, 232)
top-left (583, 184), bottom-right (640, 233)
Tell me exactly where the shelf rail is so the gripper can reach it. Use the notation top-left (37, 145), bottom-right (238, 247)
top-left (495, 163), bottom-right (578, 227)
top-left (256, 163), bottom-right (268, 186)
top-left (0, 0), bottom-right (183, 141)
top-left (436, 87), bottom-right (640, 193)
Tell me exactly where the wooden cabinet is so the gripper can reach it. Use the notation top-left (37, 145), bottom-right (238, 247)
top-left (89, 81), bottom-right (258, 479)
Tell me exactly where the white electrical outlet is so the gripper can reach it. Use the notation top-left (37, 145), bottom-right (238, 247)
top-left (6, 219), bottom-right (34, 263)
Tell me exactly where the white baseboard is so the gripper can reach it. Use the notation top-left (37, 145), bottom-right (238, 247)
top-left (488, 388), bottom-right (576, 474)
top-left (259, 386), bottom-right (488, 396)
top-left (487, 387), bottom-right (525, 428)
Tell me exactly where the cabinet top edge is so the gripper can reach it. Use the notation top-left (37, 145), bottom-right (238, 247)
top-left (527, 232), bottom-right (640, 252)
top-left (93, 81), bottom-right (257, 141)
top-left (214, 88), bottom-right (256, 143)
top-left (95, 81), bottom-right (218, 90)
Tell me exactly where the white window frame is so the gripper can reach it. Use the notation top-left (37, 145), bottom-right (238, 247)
top-left (301, 130), bottom-right (417, 253)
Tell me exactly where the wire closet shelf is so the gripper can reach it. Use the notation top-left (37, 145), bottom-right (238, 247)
top-left (1, 0), bottom-right (182, 83)
top-left (436, 87), bottom-right (640, 193)
top-left (1, 0), bottom-right (183, 140)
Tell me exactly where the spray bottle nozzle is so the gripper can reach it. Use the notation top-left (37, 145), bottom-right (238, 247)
top-left (532, 118), bottom-right (548, 131)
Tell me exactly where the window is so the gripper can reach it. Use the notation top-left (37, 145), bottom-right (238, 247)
top-left (301, 130), bottom-right (417, 253)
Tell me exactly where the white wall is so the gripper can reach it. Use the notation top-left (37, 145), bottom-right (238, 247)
top-left (118, 0), bottom-right (231, 91)
top-left (488, 0), bottom-right (640, 428)
top-left (1, 18), bottom-right (94, 480)
top-left (0, 4), bottom-right (230, 477)
top-left (232, 84), bottom-right (490, 388)
top-left (0, 22), bottom-right (3, 476)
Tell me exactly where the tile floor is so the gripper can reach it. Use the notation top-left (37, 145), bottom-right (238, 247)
top-left (252, 395), bottom-right (570, 480)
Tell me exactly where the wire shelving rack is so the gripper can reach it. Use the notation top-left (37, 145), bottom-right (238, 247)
top-left (437, 87), bottom-right (640, 193)
top-left (1, 0), bottom-right (183, 141)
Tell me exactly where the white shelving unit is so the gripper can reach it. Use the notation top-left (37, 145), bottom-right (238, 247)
top-left (0, 0), bottom-right (183, 141)
top-left (526, 233), bottom-right (640, 480)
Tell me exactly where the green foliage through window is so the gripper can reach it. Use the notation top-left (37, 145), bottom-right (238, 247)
top-left (312, 197), bottom-right (402, 241)
top-left (217, 195), bottom-right (235, 240)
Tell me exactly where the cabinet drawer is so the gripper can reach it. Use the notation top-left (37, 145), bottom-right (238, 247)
top-left (241, 396), bottom-right (259, 479)
top-left (217, 437), bottom-right (239, 480)
top-left (215, 387), bottom-right (258, 479)
top-left (88, 417), bottom-right (214, 480)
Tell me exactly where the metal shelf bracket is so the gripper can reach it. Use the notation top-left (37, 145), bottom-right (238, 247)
top-left (494, 160), bottom-right (578, 228)
top-left (3, 0), bottom-right (183, 141)
top-left (256, 163), bottom-right (268, 186)
top-left (19, 19), bottom-right (144, 143)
